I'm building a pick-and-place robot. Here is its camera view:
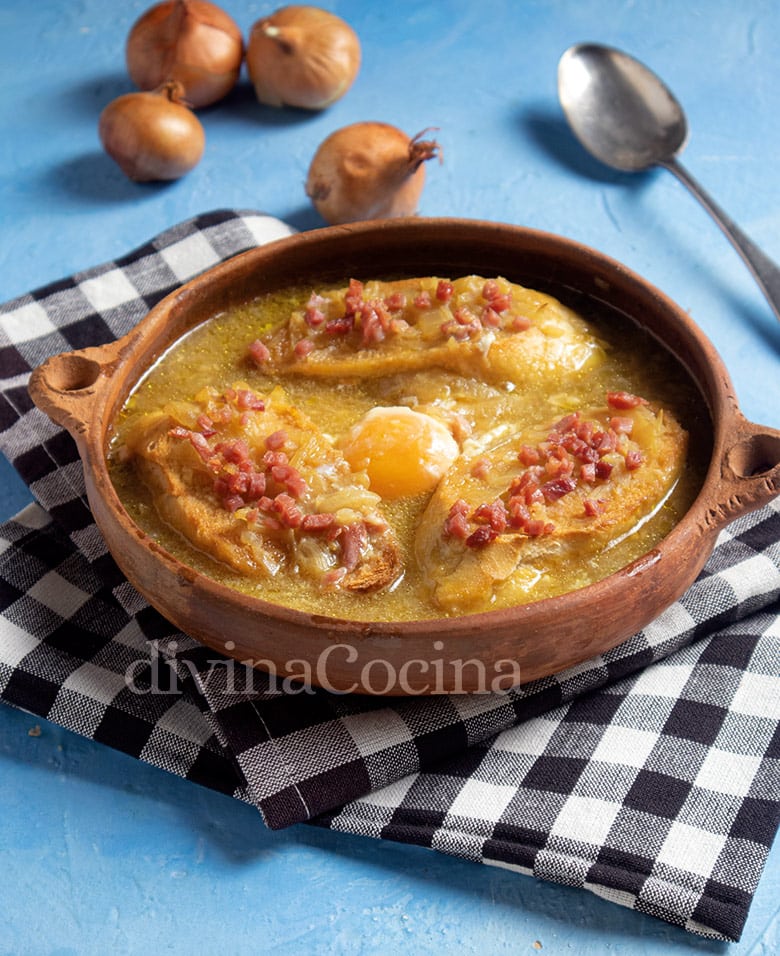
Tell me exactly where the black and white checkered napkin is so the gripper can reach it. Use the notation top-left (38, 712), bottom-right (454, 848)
top-left (1, 210), bottom-right (779, 942)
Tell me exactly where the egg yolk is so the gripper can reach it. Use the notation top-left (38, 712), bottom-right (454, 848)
top-left (341, 406), bottom-right (460, 499)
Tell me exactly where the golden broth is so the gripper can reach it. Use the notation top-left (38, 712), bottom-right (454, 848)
top-left (108, 278), bottom-right (709, 621)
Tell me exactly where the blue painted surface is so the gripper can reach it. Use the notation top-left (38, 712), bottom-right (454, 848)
top-left (1, 1), bottom-right (779, 952)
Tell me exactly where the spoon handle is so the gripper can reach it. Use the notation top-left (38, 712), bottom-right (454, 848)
top-left (661, 156), bottom-right (780, 324)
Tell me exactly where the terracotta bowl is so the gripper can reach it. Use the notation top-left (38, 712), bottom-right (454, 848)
top-left (28, 219), bottom-right (780, 694)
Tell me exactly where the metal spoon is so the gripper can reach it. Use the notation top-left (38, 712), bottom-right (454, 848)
top-left (557, 42), bottom-right (780, 324)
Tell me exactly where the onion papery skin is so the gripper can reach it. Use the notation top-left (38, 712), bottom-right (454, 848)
top-left (305, 122), bottom-right (440, 225)
top-left (246, 5), bottom-right (361, 110)
top-left (126, 0), bottom-right (244, 109)
top-left (98, 86), bottom-right (206, 182)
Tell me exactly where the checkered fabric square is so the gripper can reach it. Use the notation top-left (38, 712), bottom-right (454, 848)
top-left (1, 210), bottom-right (779, 942)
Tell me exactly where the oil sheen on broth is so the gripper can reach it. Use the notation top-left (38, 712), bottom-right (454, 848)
top-left (108, 275), bottom-right (706, 621)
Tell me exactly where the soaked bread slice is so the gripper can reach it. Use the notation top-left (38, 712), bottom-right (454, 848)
top-left (249, 275), bottom-right (605, 386)
top-left (414, 395), bottom-right (688, 614)
top-left (119, 383), bottom-right (401, 592)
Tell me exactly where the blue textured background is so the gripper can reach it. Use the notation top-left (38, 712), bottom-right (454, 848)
top-left (1, 1), bottom-right (778, 952)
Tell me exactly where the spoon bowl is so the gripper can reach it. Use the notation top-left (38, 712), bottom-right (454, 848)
top-left (558, 43), bottom-right (687, 171)
top-left (558, 42), bottom-right (780, 324)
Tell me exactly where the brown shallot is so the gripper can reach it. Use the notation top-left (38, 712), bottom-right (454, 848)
top-left (126, 0), bottom-right (243, 109)
top-left (246, 5), bottom-right (360, 110)
top-left (98, 82), bottom-right (205, 182)
top-left (305, 122), bottom-right (441, 225)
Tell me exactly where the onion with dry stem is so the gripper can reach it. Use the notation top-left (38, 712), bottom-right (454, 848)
top-left (305, 122), bottom-right (441, 225)
top-left (246, 5), bottom-right (360, 110)
top-left (98, 82), bottom-right (206, 182)
top-left (126, 0), bottom-right (243, 109)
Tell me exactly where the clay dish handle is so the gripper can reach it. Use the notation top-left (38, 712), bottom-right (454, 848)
top-left (704, 414), bottom-right (780, 530)
top-left (27, 340), bottom-right (126, 445)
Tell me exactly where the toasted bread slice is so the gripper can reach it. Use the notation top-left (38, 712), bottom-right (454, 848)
top-left (121, 383), bottom-right (401, 592)
top-left (250, 276), bottom-right (605, 386)
top-left (414, 398), bottom-right (688, 614)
